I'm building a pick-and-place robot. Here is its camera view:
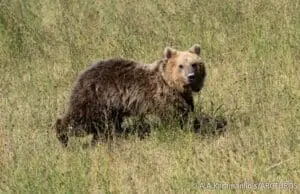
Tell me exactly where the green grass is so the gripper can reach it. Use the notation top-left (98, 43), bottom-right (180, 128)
top-left (0, 0), bottom-right (299, 193)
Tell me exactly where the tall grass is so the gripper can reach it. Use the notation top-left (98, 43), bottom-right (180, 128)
top-left (0, 0), bottom-right (299, 193)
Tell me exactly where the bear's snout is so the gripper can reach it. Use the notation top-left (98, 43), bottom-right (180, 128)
top-left (188, 73), bottom-right (195, 83)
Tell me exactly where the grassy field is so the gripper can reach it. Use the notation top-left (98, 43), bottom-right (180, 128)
top-left (0, 0), bottom-right (299, 193)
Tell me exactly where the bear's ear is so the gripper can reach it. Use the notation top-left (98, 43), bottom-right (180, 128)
top-left (164, 47), bottom-right (177, 59)
top-left (189, 44), bottom-right (201, 55)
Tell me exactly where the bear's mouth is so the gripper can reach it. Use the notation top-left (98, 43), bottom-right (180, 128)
top-left (182, 77), bottom-right (204, 92)
top-left (191, 86), bottom-right (201, 92)
top-left (189, 81), bottom-right (203, 92)
top-left (191, 84), bottom-right (201, 92)
top-left (183, 83), bottom-right (201, 92)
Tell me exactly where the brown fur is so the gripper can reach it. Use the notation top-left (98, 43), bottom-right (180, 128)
top-left (55, 45), bottom-right (206, 146)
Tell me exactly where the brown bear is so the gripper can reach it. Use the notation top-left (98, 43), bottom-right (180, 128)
top-left (55, 44), bottom-right (206, 146)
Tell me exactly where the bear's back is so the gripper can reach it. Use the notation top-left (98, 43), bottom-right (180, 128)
top-left (79, 58), bottom-right (159, 87)
top-left (70, 58), bottom-right (170, 115)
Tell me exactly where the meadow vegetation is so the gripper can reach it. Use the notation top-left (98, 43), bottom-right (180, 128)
top-left (0, 0), bottom-right (299, 193)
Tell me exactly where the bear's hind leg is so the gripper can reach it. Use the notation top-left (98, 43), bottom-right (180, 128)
top-left (91, 132), bottom-right (100, 147)
top-left (90, 121), bottom-right (103, 147)
top-left (54, 117), bottom-right (69, 147)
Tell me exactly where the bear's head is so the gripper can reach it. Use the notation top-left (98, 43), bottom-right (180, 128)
top-left (162, 44), bottom-right (206, 93)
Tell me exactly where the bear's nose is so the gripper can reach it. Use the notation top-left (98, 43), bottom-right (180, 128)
top-left (188, 73), bottom-right (195, 82)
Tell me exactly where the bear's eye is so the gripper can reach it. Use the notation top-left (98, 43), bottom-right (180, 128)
top-left (191, 63), bottom-right (197, 69)
top-left (179, 64), bottom-right (184, 69)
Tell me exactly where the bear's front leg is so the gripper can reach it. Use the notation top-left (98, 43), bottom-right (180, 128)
top-left (179, 111), bottom-right (190, 130)
top-left (178, 96), bottom-right (194, 130)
